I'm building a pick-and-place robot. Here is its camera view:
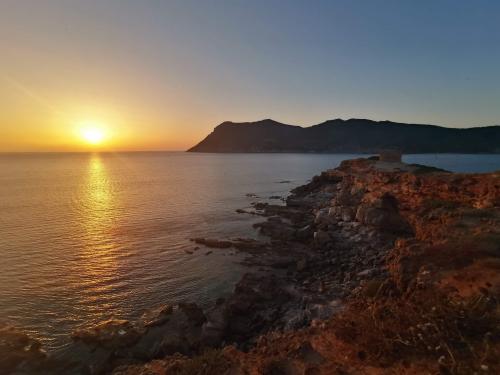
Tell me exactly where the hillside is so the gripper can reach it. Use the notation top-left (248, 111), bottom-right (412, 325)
top-left (188, 118), bottom-right (500, 153)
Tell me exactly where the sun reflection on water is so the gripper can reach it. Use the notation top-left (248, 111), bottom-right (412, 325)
top-left (86, 155), bottom-right (111, 212)
top-left (76, 154), bottom-right (124, 320)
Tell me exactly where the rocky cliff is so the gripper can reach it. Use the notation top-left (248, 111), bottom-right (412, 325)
top-left (188, 118), bottom-right (500, 153)
top-left (113, 158), bottom-right (499, 375)
top-left (3, 158), bottom-right (499, 374)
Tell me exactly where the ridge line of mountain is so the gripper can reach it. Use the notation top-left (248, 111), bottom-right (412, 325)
top-left (188, 118), bottom-right (500, 153)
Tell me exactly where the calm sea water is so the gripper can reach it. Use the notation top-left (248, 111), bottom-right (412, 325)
top-left (0, 152), bottom-right (498, 352)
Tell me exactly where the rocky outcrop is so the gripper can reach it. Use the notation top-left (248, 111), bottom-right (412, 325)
top-left (127, 157), bottom-right (498, 375)
top-left (6, 157), bottom-right (499, 375)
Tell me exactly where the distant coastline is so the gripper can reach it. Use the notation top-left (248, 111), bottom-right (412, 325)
top-left (188, 118), bottom-right (500, 154)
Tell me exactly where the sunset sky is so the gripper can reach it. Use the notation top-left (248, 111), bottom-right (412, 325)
top-left (1, 0), bottom-right (499, 151)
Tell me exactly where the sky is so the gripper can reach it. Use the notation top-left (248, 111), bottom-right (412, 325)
top-left (1, 0), bottom-right (499, 151)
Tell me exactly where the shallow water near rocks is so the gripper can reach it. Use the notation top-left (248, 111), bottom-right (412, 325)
top-left (0, 152), bottom-right (498, 353)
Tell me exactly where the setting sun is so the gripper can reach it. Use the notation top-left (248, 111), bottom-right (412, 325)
top-left (80, 125), bottom-right (105, 145)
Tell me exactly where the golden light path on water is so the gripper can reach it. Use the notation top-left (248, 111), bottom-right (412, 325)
top-left (75, 155), bottom-right (123, 321)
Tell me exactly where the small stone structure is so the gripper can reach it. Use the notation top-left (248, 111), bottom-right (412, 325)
top-left (379, 150), bottom-right (402, 163)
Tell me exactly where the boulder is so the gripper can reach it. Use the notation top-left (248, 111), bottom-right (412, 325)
top-left (313, 230), bottom-right (330, 246)
top-left (314, 208), bottom-right (329, 224)
top-left (355, 194), bottom-right (412, 234)
top-left (224, 274), bottom-right (290, 343)
top-left (201, 307), bottom-right (227, 346)
top-left (328, 206), bottom-right (341, 218)
top-left (253, 218), bottom-right (295, 240)
top-left (140, 305), bottom-right (173, 328)
top-left (340, 207), bottom-right (356, 222)
top-left (178, 303), bottom-right (206, 326)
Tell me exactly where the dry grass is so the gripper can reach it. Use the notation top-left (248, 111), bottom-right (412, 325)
top-left (173, 349), bottom-right (231, 375)
top-left (333, 288), bottom-right (499, 374)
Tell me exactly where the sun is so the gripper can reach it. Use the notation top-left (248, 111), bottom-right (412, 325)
top-left (82, 128), bottom-right (104, 144)
top-left (80, 123), bottom-right (106, 145)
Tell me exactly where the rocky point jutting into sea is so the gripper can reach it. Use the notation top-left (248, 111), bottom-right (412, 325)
top-left (2, 156), bottom-right (499, 374)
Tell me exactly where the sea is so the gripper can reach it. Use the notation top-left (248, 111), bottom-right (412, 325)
top-left (0, 152), bottom-right (498, 353)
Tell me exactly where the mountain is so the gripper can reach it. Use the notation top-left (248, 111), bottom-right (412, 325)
top-left (187, 118), bottom-right (500, 153)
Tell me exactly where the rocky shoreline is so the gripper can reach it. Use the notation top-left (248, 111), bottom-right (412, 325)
top-left (2, 157), bottom-right (499, 374)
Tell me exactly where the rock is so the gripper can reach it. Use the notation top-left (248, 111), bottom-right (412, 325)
top-left (328, 206), bottom-right (340, 218)
top-left (335, 185), bottom-right (364, 206)
top-left (355, 194), bottom-right (412, 234)
top-left (231, 238), bottom-right (267, 252)
top-left (159, 332), bottom-right (191, 356)
top-left (0, 323), bottom-right (47, 374)
top-left (252, 202), bottom-right (268, 210)
top-left (224, 274), bottom-right (291, 343)
top-left (201, 307), bottom-right (227, 346)
top-left (178, 302), bottom-right (206, 326)
top-left (296, 259), bottom-right (307, 271)
top-left (296, 225), bottom-right (313, 240)
top-left (193, 238), bottom-right (232, 248)
top-left (341, 207), bottom-right (356, 222)
top-left (313, 230), bottom-right (330, 246)
top-left (357, 269), bottom-right (376, 278)
top-left (314, 208), bottom-right (329, 224)
top-left (130, 307), bottom-right (205, 361)
top-left (140, 305), bottom-right (173, 328)
top-left (318, 280), bottom-right (326, 293)
top-left (71, 319), bottom-right (142, 349)
top-left (253, 219), bottom-right (295, 240)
